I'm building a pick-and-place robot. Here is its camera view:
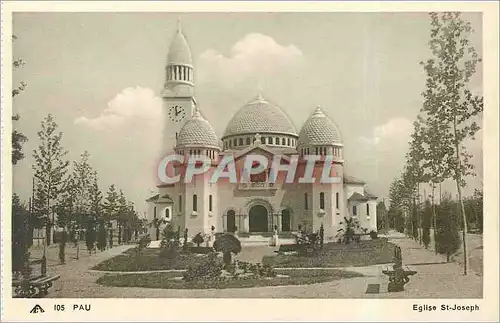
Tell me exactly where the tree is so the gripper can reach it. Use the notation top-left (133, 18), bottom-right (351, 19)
top-left (421, 200), bottom-right (433, 249)
top-left (377, 201), bottom-right (388, 231)
top-left (103, 184), bottom-right (119, 246)
top-left (89, 171), bottom-right (103, 219)
top-left (336, 217), bottom-right (361, 244)
top-left (12, 35), bottom-right (28, 165)
top-left (192, 232), bottom-right (204, 247)
top-left (103, 184), bottom-right (119, 225)
top-left (32, 114), bottom-right (69, 245)
top-left (420, 12), bottom-right (483, 275)
top-left (116, 190), bottom-right (128, 244)
top-left (406, 117), bottom-right (430, 243)
top-left (435, 193), bottom-right (461, 262)
top-left (159, 224), bottom-right (180, 259)
top-left (12, 194), bottom-right (32, 274)
top-left (97, 219), bottom-right (107, 251)
top-left (85, 217), bottom-right (97, 254)
top-left (213, 233), bottom-right (242, 268)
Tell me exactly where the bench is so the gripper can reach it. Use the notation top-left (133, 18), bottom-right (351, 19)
top-left (12, 257), bottom-right (60, 298)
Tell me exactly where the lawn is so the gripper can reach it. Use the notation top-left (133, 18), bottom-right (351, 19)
top-left (262, 239), bottom-right (396, 268)
top-left (92, 248), bottom-right (208, 272)
top-left (96, 269), bottom-right (363, 289)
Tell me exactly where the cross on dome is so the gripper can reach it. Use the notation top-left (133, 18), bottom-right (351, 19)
top-left (177, 17), bottom-right (182, 33)
top-left (312, 106), bottom-right (326, 117)
top-left (193, 106), bottom-right (202, 119)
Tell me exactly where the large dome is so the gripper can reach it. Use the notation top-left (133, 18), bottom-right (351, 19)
top-left (177, 109), bottom-right (219, 148)
top-left (167, 25), bottom-right (193, 66)
top-left (298, 107), bottom-right (342, 146)
top-left (223, 95), bottom-right (297, 138)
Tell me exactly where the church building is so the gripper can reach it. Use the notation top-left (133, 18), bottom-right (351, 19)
top-left (146, 22), bottom-right (378, 241)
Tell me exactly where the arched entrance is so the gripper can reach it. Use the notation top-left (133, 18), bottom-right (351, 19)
top-left (249, 205), bottom-right (269, 232)
top-left (226, 210), bottom-right (236, 233)
top-left (281, 209), bottom-right (291, 232)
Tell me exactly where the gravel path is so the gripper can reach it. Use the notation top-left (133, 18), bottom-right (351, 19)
top-left (37, 237), bottom-right (481, 299)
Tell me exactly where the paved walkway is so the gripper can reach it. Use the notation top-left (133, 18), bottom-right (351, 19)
top-left (37, 237), bottom-right (481, 298)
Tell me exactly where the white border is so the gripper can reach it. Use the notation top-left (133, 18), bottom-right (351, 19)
top-left (1, 1), bottom-right (498, 322)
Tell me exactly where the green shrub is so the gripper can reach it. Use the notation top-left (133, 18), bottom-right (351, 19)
top-left (213, 233), bottom-right (241, 267)
top-left (182, 253), bottom-right (222, 282)
top-left (192, 233), bottom-right (204, 247)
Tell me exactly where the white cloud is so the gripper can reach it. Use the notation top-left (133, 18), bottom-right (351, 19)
top-left (360, 117), bottom-right (413, 146)
top-left (197, 33), bottom-right (303, 86)
top-left (75, 86), bottom-right (163, 129)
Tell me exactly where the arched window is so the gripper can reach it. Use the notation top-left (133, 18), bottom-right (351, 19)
top-left (233, 139), bottom-right (237, 146)
top-left (320, 192), bottom-right (325, 209)
top-left (246, 137), bottom-right (251, 145)
top-left (193, 194), bottom-right (198, 212)
top-left (178, 195), bottom-right (182, 212)
top-left (154, 206), bottom-right (157, 219)
top-left (287, 138), bottom-right (291, 146)
top-left (282, 138), bottom-right (286, 145)
top-left (262, 137), bottom-right (266, 144)
top-left (269, 137), bottom-right (274, 144)
top-left (276, 137), bottom-right (280, 145)
top-left (353, 205), bottom-right (357, 216)
top-left (367, 203), bottom-right (370, 216)
top-left (239, 138), bottom-right (244, 146)
top-left (304, 193), bottom-right (308, 210)
top-left (336, 192), bottom-right (339, 209)
top-left (165, 207), bottom-right (170, 219)
top-left (209, 194), bottom-right (213, 212)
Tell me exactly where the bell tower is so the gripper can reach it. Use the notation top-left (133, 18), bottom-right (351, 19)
top-left (162, 19), bottom-right (196, 154)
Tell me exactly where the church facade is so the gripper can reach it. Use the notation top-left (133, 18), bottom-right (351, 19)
top-left (146, 23), bottom-right (378, 241)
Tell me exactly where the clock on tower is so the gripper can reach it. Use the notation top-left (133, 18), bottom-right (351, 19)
top-left (168, 105), bottom-right (187, 122)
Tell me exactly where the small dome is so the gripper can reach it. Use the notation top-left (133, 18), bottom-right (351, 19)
top-left (223, 94), bottom-right (297, 138)
top-left (177, 109), bottom-right (219, 148)
top-left (167, 23), bottom-right (193, 66)
top-left (298, 107), bottom-right (342, 146)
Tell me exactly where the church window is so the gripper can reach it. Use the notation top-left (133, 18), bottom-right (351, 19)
top-left (276, 137), bottom-right (280, 145)
top-left (320, 192), bottom-right (325, 209)
top-left (269, 137), bottom-right (274, 144)
top-left (246, 137), bottom-right (250, 145)
top-left (239, 138), bottom-right (243, 146)
top-left (287, 138), bottom-right (291, 146)
top-left (304, 193), bottom-right (309, 210)
top-left (193, 194), bottom-right (198, 212)
top-left (353, 205), bottom-right (357, 216)
top-left (209, 195), bottom-right (213, 212)
top-left (179, 195), bottom-right (182, 212)
top-left (282, 138), bottom-right (286, 145)
top-left (262, 137), bottom-right (266, 144)
top-left (367, 204), bottom-right (370, 216)
top-left (233, 139), bottom-right (237, 146)
top-left (165, 207), bottom-right (170, 219)
top-left (336, 192), bottom-right (339, 209)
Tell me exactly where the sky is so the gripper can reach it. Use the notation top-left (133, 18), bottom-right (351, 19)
top-left (12, 12), bottom-right (483, 215)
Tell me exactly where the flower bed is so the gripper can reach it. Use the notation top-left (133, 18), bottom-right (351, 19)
top-left (92, 248), bottom-right (208, 272)
top-left (264, 239), bottom-right (395, 268)
top-left (96, 268), bottom-right (363, 289)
